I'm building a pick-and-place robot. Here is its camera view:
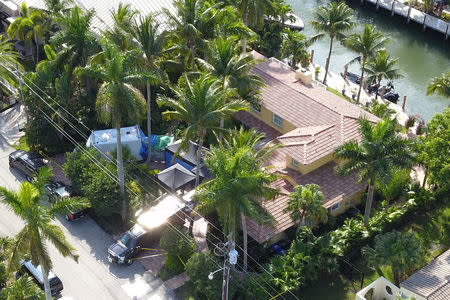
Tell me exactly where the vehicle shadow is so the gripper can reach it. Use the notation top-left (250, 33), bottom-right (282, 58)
top-left (53, 213), bottom-right (170, 293)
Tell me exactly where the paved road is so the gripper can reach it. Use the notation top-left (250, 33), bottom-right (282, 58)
top-left (0, 105), bottom-right (175, 300)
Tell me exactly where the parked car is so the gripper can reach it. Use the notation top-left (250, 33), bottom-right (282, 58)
top-left (45, 181), bottom-right (89, 221)
top-left (8, 150), bottom-right (47, 181)
top-left (16, 260), bottom-right (63, 296)
top-left (108, 224), bottom-right (149, 265)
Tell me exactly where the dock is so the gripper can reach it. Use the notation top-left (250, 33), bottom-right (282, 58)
top-left (360, 0), bottom-right (450, 39)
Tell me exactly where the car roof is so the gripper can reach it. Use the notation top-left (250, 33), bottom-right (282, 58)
top-left (21, 260), bottom-right (58, 284)
top-left (9, 150), bottom-right (26, 159)
top-left (19, 152), bottom-right (46, 170)
top-left (129, 224), bottom-right (147, 238)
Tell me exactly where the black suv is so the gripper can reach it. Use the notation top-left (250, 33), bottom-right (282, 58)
top-left (45, 181), bottom-right (89, 221)
top-left (9, 150), bottom-right (47, 181)
top-left (108, 224), bottom-right (149, 265)
top-left (16, 260), bottom-right (63, 296)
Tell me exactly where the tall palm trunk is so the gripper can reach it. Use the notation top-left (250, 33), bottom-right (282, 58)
top-left (190, 44), bottom-right (195, 71)
top-left (218, 117), bottom-right (224, 142)
top-left (363, 182), bottom-right (375, 226)
top-left (357, 57), bottom-right (366, 103)
top-left (146, 81), bottom-right (152, 164)
top-left (195, 133), bottom-right (204, 186)
top-left (240, 212), bottom-right (248, 271)
top-left (422, 167), bottom-right (428, 188)
top-left (242, 13), bottom-right (248, 53)
top-left (40, 258), bottom-right (52, 300)
top-left (393, 268), bottom-right (401, 286)
top-left (323, 35), bottom-right (334, 85)
top-left (116, 124), bottom-right (126, 223)
top-left (295, 210), bottom-right (307, 234)
top-left (34, 31), bottom-right (39, 63)
top-left (375, 77), bottom-right (382, 100)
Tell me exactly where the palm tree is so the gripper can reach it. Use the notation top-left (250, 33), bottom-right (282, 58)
top-left (196, 128), bottom-right (279, 271)
top-left (165, 0), bottom-right (222, 71)
top-left (368, 99), bottom-right (396, 120)
top-left (427, 71), bottom-right (450, 97)
top-left (38, 0), bottom-right (74, 40)
top-left (77, 40), bottom-right (147, 223)
top-left (0, 167), bottom-right (89, 300)
top-left (0, 37), bottom-right (23, 92)
top-left (375, 168), bottom-right (410, 210)
top-left (104, 3), bottom-right (138, 51)
top-left (131, 15), bottom-right (169, 163)
top-left (334, 118), bottom-right (415, 226)
top-left (198, 37), bottom-right (264, 101)
top-left (365, 50), bottom-right (403, 99)
top-left (231, 0), bottom-right (274, 52)
top-left (284, 184), bottom-right (328, 234)
top-left (50, 6), bottom-right (99, 72)
top-left (280, 29), bottom-right (312, 69)
top-left (0, 275), bottom-right (45, 300)
top-left (362, 230), bottom-right (425, 286)
top-left (343, 24), bottom-right (389, 103)
top-left (157, 74), bottom-right (247, 186)
top-left (311, 2), bottom-right (354, 85)
top-left (7, 2), bottom-right (46, 64)
top-left (198, 37), bottom-right (264, 138)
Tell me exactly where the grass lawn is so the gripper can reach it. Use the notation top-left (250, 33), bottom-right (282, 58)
top-left (13, 135), bottom-right (30, 152)
top-left (327, 87), bottom-right (356, 103)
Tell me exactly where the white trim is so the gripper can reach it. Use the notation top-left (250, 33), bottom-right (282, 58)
top-left (273, 113), bottom-right (283, 127)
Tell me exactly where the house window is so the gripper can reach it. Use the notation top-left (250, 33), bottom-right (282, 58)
top-left (345, 201), bottom-right (349, 207)
top-left (251, 103), bottom-right (261, 113)
top-left (273, 113), bottom-right (283, 127)
top-left (330, 202), bottom-right (341, 213)
top-left (292, 158), bottom-right (299, 167)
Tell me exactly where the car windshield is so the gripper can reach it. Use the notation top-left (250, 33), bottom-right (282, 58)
top-left (119, 233), bottom-right (132, 247)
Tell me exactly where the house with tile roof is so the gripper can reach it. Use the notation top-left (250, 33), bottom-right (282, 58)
top-left (233, 51), bottom-right (379, 244)
top-left (400, 249), bottom-right (450, 300)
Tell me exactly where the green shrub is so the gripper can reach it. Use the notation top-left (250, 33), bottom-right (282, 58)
top-left (165, 254), bottom-right (185, 274)
top-left (160, 227), bottom-right (195, 274)
top-left (185, 252), bottom-right (237, 300)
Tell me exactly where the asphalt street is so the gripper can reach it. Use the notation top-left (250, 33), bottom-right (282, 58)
top-left (0, 106), bottom-right (175, 300)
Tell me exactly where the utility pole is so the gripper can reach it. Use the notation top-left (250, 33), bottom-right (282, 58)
top-left (222, 234), bottom-right (238, 300)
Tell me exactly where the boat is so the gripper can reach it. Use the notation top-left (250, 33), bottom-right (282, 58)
top-left (265, 13), bottom-right (304, 31)
top-left (341, 71), bottom-right (361, 84)
top-left (284, 13), bottom-right (304, 31)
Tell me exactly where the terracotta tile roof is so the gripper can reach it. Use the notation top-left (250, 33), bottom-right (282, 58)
top-left (400, 249), bottom-right (450, 300)
top-left (247, 161), bottom-right (365, 243)
top-left (234, 53), bottom-right (378, 243)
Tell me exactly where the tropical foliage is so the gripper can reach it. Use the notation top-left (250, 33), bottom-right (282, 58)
top-left (365, 50), bottom-right (403, 99)
top-left (195, 128), bottom-right (279, 270)
top-left (343, 24), bottom-right (389, 102)
top-left (417, 108), bottom-right (450, 190)
top-left (311, 1), bottom-right (354, 84)
top-left (334, 118), bottom-right (415, 226)
top-left (427, 71), bottom-right (450, 97)
top-left (362, 230), bottom-right (425, 285)
top-left (157, 74), bottom-right (246, 186)
top-left (284, 184), bottom-right (328, 233)
top-left (0, 167), bottom-right (88, 300)
top-left (280, 29), bottom-right (311, 68)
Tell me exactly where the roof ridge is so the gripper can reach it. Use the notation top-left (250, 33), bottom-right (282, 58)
top-left (253, 63), bottom-right (354, 119)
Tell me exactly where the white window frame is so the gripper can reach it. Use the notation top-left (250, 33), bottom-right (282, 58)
top-left (273, 113), bottom-right (283, 127)
top-left (292, 158), bottom-right (299, 167)
top-left (330, 202), bottom-right (341, 212)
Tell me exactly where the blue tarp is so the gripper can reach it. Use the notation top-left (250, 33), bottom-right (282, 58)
top-left (139, 129), bottom-right (149, 160)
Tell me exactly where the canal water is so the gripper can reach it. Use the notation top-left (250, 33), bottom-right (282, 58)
top-left (287, 0), bottom-right (450, 121)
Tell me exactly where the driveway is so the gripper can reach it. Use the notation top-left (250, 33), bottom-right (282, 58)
top-left (0, 105), bottom-right (176, 300)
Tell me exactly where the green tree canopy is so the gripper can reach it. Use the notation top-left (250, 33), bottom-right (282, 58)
top-left (311, 1), bottom-right (355, 84)
top-left (362, 230), bottom-right (425, 286)
top-left (0, 167), bottom-right (88, 300)
top-left (427, 71), bottom-right (450, 97)
top-left (334, 118), bottom-right (415, 225)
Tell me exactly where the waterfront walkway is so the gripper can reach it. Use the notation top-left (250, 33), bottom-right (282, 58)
top-left (308, 63), bottom-right (411, 128)
top-left (361, 0), bottom-right (450, 38)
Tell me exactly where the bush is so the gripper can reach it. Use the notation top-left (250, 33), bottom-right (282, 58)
top-left (160, 227), bottom-right (195, 274)
top-left (64, 148), bottom-right (121, 216)
top-left (185, 252), bottom-right (237, 300)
